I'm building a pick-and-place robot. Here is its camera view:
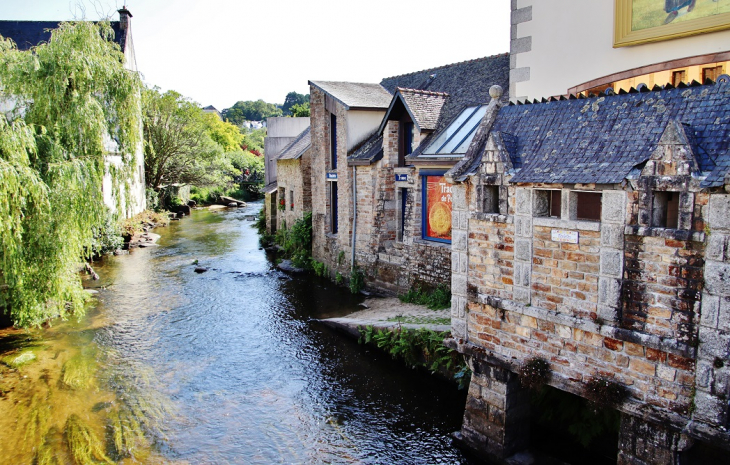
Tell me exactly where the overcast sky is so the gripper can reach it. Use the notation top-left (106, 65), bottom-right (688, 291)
top-left (0, 0), bottom-right (510, 110)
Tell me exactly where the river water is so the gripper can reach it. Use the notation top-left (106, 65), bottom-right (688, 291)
top-left (0, 202), bottom-right (472, 464)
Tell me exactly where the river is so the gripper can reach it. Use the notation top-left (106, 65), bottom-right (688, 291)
top-left (0, 202), bottom-right (472, 464)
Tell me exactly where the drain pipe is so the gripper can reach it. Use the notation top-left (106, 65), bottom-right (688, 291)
top-left (351, 165), bottom-right (357, 270)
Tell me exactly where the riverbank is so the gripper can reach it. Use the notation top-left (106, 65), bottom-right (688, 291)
top-left (318, 297), bottom-right (450, 338)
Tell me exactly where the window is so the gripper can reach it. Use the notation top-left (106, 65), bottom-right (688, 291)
top-left (672, 70), bottom-right (686, 87)
top-left (398, 188), bottom-right (408, 241)
top-left (421, 172), bottom-right (452, 243)
top-left (573, 192), bottom-right (602, 221)
top-left (482, 185), bottom-right (499, 214)
top-left (422, 106), bottom-right (487, 156)
top-left (702, 66), bottom-right (724, 83)
top-left (330, 112), bottom-right (337, 169)
top-left (289, 189), bottom-right (294, 211)
top-left (399, 121), bottom-right (414, 167)
top-left (330, 182), bottom-right (338, 234)
top-left (534, 190), bottom-right (561, 218)
top-left (652, 191), bottom-right (679, 229)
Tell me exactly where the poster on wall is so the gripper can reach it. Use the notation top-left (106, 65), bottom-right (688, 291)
top-left (424, 176), bottom-right (452, 242)
top-left (615, 0), bottom-right (730, 47)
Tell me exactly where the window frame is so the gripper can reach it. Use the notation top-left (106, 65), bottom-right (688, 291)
top-left (534, 189), bottom-right (562, 219)
top-left (571, 191), bottom-right (602, 222)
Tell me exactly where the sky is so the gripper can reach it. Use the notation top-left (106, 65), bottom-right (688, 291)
top-left (0, 0), bottom-right (511, 111)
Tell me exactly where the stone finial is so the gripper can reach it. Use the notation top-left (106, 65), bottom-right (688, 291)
top-left (489, 85), bottom-right (504, 100)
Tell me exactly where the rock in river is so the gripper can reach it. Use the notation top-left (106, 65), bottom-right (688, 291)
top-left (277, 260), bottom-right (305, 275)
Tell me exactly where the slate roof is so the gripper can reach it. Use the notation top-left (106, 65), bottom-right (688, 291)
top-left (308, 81), bottom-right (393, 110)
top-left (483, 82), bottom-right (730, 187)
top-left (278, 127), bottom-right (311, 161)
top-left (0, 20), bottom-right (128, 51)
top-left (380, 53), bottom-right (510, 157)
top-left (349, 133), bottom-right (384, 165)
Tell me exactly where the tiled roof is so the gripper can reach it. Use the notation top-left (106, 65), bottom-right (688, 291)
top-left (381, 54), bottom-right (510, 147)
top-left (396, 88), bottom-right (448, 131)
top-left (308, 81), bottom-right (392, 110)
top-left (487, 82), bottom-right (730, 186)
top-left (0, 20), bottom-right (127, 51)
top-left (278, 127), bottom-right (311, 161)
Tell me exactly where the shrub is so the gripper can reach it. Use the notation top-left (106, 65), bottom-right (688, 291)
top-left (273, 212), bottom-right (313, 269)
top-left (349, 266), bottom-right (364, 294)
top-left (312, 260), bottom-right (329, 278)
top-left (399, 283), bottom-right (451, 310)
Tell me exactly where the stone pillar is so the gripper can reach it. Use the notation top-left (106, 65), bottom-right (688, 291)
top-left (451, 183), bottom-right (469, 339)
top-left (617, 414), bottom-right (691, 465)
top-left (513, 187), bottom-right (533, 304)
top-left (695, 193), bottom-right (730, 427)
top-left (598, 190), bottom-right (626, 323)
top-left (458, 357), bottom-right (530, 460)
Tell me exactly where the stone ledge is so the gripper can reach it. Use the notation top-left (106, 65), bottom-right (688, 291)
top-left (471, 212), bottom-right (513, 224)
top-left (413, 238), bottom-right (451, 249)
top-left (446, 338), bottom-right (730, 451)
top-left (533, 216), bottom-right (601, 231)
top-left (475, 294), bottom-right (697, 359)
top-left (624, 225), bottom-right (705, 242)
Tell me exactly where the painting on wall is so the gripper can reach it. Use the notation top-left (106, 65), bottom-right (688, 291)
top-left (615, 0), bottom-right (730, 46)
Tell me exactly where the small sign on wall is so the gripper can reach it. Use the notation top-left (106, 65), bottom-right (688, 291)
top-left (326, 172), bottom-right (338, 181)
top-left (395, 173), bottom-right (408, 182)
top-left (551, 230), bottom-right (579, 244)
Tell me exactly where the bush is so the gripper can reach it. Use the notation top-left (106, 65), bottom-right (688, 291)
top-left (90, 209), bottom-right (124, 256)
top-left (273, 212), bottom-right (313, 269)
top-left (312, 260), bottom-right (328, 278)
top-left (399, 283), bottom-right (451, 310)
top-left (349, 266), bottom-right (364, 294)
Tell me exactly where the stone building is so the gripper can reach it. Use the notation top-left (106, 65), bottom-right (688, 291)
top-left (309, 56), bottom-right (510, 292)
top-left (274, 127), bottom-right (311, 231)
top-left (445, 78), bottom-right (730, 462)
top-left (263, 116), bottom-right (310, 232)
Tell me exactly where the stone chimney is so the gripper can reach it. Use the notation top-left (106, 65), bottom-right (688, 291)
top-left (118, 6), bottom-right (133, 31)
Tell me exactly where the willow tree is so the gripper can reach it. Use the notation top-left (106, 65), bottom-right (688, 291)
top-left (0, 21), bottom-right (141, 327)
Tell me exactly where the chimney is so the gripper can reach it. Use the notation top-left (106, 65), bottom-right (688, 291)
top-left (118, 6), bottom-right (133, 31)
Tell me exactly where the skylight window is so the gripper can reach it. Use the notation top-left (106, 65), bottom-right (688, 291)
top-left (422, 105), bottom-right (486, 156)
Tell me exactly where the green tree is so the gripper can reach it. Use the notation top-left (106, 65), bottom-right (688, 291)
top-left (222, 100), bottom-right (282, 125)
top-left (143, 87), bottom-right (233, 190)
top-left (0, 21), bottom-right (141, 327)
top-left (282, 91), bottom-right (309, 116)
top-left (202, 112), bottom-right (244, 152)
top-left (289, 102), bottom-right (310, 117)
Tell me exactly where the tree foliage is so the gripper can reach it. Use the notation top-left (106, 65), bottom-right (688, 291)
top-left (142, 87), bottom-right (233, 189)
top-left (282, 91), bottom-right (309, 116)
top-left (0, 21), bottom-right (142, 326)
top-left (289, 102), bottom-right (310, 117)
top-left (222, 99), bottom-right (282, 126)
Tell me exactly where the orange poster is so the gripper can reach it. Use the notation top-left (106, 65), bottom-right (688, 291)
top-left (425, 176), bottom-right (452, 241)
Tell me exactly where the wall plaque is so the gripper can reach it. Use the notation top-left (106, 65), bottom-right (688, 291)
top-left (395, 173), bottom-right (408, 182)
top-left (326, 172), bottom-right (338, 180)
top-left (551, 229), bottom-right (579, 244)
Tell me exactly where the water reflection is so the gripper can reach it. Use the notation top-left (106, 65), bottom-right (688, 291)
top-left (1, 203), bottom-right (470, 464)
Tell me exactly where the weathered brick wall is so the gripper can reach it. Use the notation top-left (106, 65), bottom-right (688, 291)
top-left (359, 120), bottom-right (452, 294)
top-left (622, 234), bottom-right (704, 342)
top-left (309, 86), bottom-right (352, 277)
top-left (275, 157), bottom-right (310, 230)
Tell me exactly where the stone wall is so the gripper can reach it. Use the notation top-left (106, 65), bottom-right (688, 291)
top-left (275, 153), bottom-right (311, 231)
top-left (355, 120), bottom-right (452, 295)
top-left (309, 86), bottom-right (353, 278)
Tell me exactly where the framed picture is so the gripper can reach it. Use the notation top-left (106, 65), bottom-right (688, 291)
top-left (615, 0), bottom-right (730, 47)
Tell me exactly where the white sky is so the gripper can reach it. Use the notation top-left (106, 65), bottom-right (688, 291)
top-left (0, 0), bottom-right (511, 110)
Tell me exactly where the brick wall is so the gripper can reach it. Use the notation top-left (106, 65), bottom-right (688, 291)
top-left (275, 155), bottom-right (311, 230)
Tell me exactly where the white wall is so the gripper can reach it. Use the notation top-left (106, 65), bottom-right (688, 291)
top-left (346, 110), bottom-right (385, 151)
top-left (513, 0), bottom-right (730, 100)
top-left (264, 117), bottom-right (311, 186)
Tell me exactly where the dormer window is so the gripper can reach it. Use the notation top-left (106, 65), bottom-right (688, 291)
top-left (422, 105), bottom-right (486, 156)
